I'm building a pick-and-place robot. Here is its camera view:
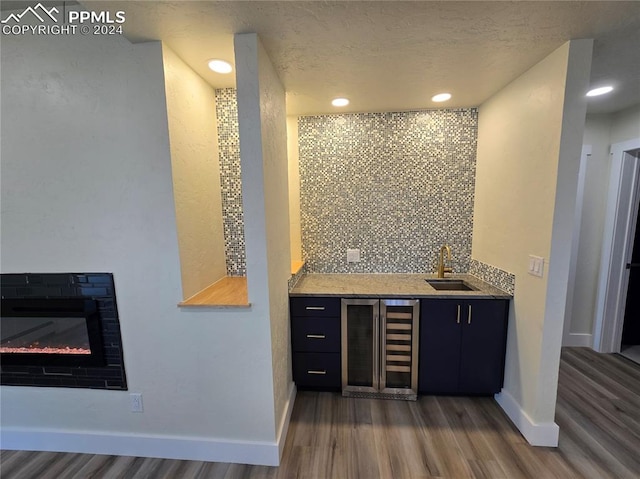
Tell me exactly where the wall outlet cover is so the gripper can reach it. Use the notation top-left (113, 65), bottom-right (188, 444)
top-left (130, 393), bottom-right (143, 413)
top-left (347, 249), bottom-right (361, 263)
top-left (528, 255), bottom-right (544, 277)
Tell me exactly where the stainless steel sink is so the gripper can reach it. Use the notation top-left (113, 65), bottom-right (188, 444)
top-left (425, 279), bottom-right (477, 291)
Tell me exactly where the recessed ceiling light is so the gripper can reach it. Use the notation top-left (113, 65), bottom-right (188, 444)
top-left (332, 98), bottom-right (350, 107)
top-left (586, 86), bottom-right (614, 97)
top-left (207, 59), bottom-right (233, 74)
top-left (431, 93), bottom-right (452, 102)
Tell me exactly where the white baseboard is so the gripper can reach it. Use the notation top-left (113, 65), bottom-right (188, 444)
top-left (1, 428), bottom-right (280, 466)
top-left (495, 389), bottom-right (559, 447)
top-left (562, 333), bottom-right (594, 348)
top-left (1, 383), bottom-right (299, 466)
top-left (276, 383), bottom-right (297, 459)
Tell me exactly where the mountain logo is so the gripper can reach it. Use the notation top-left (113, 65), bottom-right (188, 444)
top-left (1, 3), bottom-right (59, 24)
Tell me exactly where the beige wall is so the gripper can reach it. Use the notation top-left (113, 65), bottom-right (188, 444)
top-left (287, 116), bottom-right (302, 262)
top-left (569, 115), bottom-right (611, 336)
top-left (258, 41), bottom-right (294, 444)
top-left (473, 40), bottom-right (592, 442)
top-left (235, 32), bottom-right (293, 459)
top-left (162, 45), bottom-right (226, 299)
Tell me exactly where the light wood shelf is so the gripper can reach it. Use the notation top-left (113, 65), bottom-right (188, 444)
top-left (178, 277), bottom-right (249, 308)
top-left (179, 261), bottom-right (304, 308)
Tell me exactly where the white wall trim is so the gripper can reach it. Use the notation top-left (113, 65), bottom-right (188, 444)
top-left (276, 383), bottom-right (297, 459)
top-left (563, 333), bottom-right (594, 348)
top-left (495, 389), bottom-right (559, 447)
top-left (0, 428), bottom-right (280, 466)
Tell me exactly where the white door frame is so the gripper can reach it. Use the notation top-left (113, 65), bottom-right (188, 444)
top-left (593, 138), bottom-right (640, 353)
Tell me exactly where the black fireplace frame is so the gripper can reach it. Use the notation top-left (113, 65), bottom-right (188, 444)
top-left (1, 298), bottom-right (105, 367)
top-left (1, 273), bottom-right (127, 390)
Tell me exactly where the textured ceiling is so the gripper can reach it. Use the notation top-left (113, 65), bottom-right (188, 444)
top-left (47, 1), bottom-right (640, 114)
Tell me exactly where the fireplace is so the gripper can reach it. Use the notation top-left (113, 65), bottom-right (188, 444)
top-left (1, 273), bottom-right (127, 390)
top-left (1, 298), bottom-right (105, 367)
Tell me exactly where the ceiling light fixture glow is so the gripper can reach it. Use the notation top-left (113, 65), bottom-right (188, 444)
top-left (431, 93), bottom-right (452, 102)
top-left (332, 98), bottom-right (350, 107)
top-left (207, 59), bottom-right (233, 74)
top-left (586, 86), bottom-right (614, 97)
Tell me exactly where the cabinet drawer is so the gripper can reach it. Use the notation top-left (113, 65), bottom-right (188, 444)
top-left (290, 297), bottom-right (340, 317)
top-left (291, 316), bottom-right (340, 352)
top-left (293, 352), bottom-right (341, 389)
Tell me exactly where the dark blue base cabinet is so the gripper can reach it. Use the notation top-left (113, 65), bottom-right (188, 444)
top-left (290, 297), bottom-right (342, 391)
top-left (418, 299), bottom-right (509, 395)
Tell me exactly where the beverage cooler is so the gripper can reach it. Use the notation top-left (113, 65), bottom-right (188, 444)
top-left (341, 298), bottom-right (419, 400)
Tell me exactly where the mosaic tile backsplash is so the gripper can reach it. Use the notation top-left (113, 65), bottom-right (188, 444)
top-left (299, 109), bottom-right (478, 274)
top-left (215, 88), bottom-right (246, 277)
top-left (469, 259), bottom-right (516, 295)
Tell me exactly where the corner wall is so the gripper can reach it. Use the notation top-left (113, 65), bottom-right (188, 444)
top-left (162, 45), bottom-right (227, 299)
top-left (234, 32), bottom-right (294, 458)
top-left (472, 40), bottom-right (593, 446)
top-left (287, 116), bottom-right (302, 263)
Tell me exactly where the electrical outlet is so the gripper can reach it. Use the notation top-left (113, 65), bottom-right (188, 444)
top-left (130, 393), bottom-right (143, 413)
top-left (347, 248), bottom-right (360, 263)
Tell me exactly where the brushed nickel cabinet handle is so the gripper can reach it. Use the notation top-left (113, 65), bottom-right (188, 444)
top-left (305, 306), bottom-right (325, 311)
top-left (307, 370), bottom-right (327, 375)
top-left (457, 304), bottom-right (461, 324)
top-left (468, 305), bottom-right (472, 324)
top-left (306, 334), bottom-right (326, 339)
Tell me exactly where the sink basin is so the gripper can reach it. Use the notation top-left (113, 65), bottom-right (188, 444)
top-left (425, 279), bottom-right (477, 291)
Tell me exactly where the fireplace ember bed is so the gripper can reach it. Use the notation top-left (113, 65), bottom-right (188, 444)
top-left (1, 298), bottom-right (105, 367)
top-left (1, 273), bottom-right (127, 390)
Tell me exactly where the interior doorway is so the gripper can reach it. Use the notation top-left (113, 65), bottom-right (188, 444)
top-left (593, 140), bottom-right (640, 354)
top-left (621, 169), bottom-right (640, 364)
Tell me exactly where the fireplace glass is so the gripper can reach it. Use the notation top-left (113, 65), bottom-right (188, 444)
top-left (1, 298), bottom-right (104, 367)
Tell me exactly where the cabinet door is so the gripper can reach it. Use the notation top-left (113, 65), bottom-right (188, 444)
top-left (419, 299), bottom-right (462, 394)
top-left (459, 300), bottom-right (508, 394)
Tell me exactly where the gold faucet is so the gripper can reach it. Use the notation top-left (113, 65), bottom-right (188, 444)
top-left (437, 245), bottom-right (452, 278)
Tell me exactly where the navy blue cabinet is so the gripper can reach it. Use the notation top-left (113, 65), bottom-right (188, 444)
top-left (290, 297), bottom-right (341, 390)
top-left (419, 298), bottom-right (509, 395)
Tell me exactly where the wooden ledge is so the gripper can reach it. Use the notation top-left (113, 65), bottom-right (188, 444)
top-left (178, 277), bottom-right (249, 308)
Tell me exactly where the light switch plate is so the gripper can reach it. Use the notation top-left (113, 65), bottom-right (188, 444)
top-left (347, 249), bottom-right (360, 263)
top-left (528, 255), bottom-right (544, 277)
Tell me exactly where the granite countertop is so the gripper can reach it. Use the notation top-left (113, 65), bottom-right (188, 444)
top-left (290, 273), bottom-right (512, 299)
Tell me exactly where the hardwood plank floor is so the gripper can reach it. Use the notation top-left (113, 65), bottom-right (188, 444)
top-left (2, 347), bottom-right (639, 478)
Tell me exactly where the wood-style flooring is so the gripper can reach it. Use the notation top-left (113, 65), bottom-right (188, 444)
top-left (2, 347), bottom-right (639, 478)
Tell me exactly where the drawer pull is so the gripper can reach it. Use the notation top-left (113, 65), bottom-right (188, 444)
top-left (307, 370), bottom-right (327, 375)
top-left (305, 306), bottom-right (326, 311)
top-left (306, 334), bottom-right (326, 339)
